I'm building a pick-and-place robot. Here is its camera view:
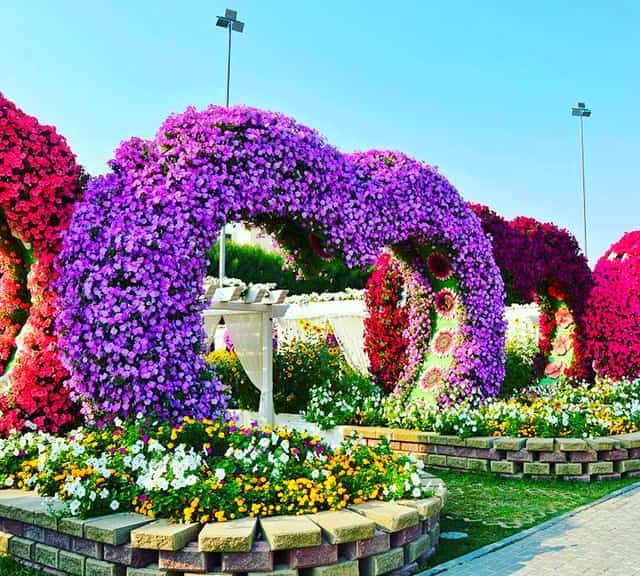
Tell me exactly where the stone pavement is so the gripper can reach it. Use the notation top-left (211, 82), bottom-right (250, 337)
top-left (422, 484), bottom-right (640, 576)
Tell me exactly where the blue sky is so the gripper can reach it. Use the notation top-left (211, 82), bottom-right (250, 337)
top-left (2, 0), bottom-right (638, 263)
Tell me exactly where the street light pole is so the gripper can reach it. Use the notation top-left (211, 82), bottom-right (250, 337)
top-left (216, 9), bottom-right (245, 286)
top-left (571, 102), bottom-right (591, 260)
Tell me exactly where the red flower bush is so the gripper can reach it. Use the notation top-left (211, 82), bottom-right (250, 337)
top-left (471, 205), bottom-right (593, 381)
top-left (0, 92), bottom-right (83, 434)
top-left (585, 231), bottom-right (640, 379)
top-left (364, 253), bottom-right (409, 391)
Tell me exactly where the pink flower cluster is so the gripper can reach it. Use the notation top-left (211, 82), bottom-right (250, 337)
top-left (585, 231), bottom-right (640, 379)
top-left (0, 92), bottom-right (83, 435)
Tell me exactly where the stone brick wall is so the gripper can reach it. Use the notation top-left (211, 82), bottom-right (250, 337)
top-left (344, 427), bottom-right (640, 482)
top-left (0, 476), bottom-right (446, 576)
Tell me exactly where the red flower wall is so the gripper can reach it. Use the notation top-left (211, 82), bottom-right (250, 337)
top-left (0, 92), bottom-right (83, 434)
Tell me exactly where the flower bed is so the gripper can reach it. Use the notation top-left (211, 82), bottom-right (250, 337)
top-left (346, 426), bottom-right (640, 482)
top-left (0, 418), bottom-right (432, 524)
top-left (383, 379), bottom-right (640, 439)
top-left (0, 475), bottom-right (445, 576)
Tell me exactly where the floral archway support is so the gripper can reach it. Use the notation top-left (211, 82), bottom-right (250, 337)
top-left (58, 106), bottom-right (506, 421)
top-left (0, 93), bottom-right (83, 434)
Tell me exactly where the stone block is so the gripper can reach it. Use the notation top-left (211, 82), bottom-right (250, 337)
top-left (72, 536), bottom-right (104, 559)
top-left (557, 438), bottom-right (588, 451)
top-left (85, 513), bottom-right (152, 546)
top-left (350, 502), bottom-right (419, 533)
top-left (35, 543), bottom-right (59, 569)
top-left (223, 540), bottom-right (274, 571)
top-left (249, 566), bottom-right (299, 576)
top-left (424, 454), bottom-right (446, 467)
top-left (594, 473), bottom-right (622, 480)
top-left (526, 438), bottom-right (555, 452)
top-left (561, 474), bottom-right (591, 482)
top-left (568, 450), bottom-right (598, 463)
top-left (86, 558), bottom-right (126, 576)
top-left (0, 518), bottom-right (25, 537)
top-left (395, 497), bottom-right (440, 520)
top-left (539, 451), bottom-right (567, 463)
top-left (433, 445), bottom-right (458, 456)
top-left (9, 536), bottom-right (34, 560)
top-left (24, 524), bottom-right (46, 542)
top-left (493, 437), bottom-right (526, 451)
top-left (339, 531), bottom-right (390, 560)
top-left (587, 437), bottom-right (619, 451)
top-left (624, 470), bottom-right (640, 478)
top-left (506, 450), bottom-right (534, 462)
top-left (390, 430), bottom-right (434, 443)
top-left (617, 432), bottom-right (640, 449)
top-left (464, 437), bottom-right (495, 449)
top-left (44, 529), bottom-right (72, 550)
top-left (199, 517), bottom-right (257, 552)
top-left (404, 534), bottom-right (430, 564)
top-left (490, 460), bottom-right (521, 474)
top-left (466, 458), bottom-right (489, 472)
top-left (615, 459), bottom-right (640, 473)
top-left (445, 456), bottom-right (467, 469)
top-left (523, 462), bottom-right (550, 475)
top-left (0, 530), bottom-right (10, 555)
top-left (287, 540), bottom-right (337, 569)
top-left (59, 517), bottom-right (87, 538)
top-left (106, 543), bottom-right (158, 568)
top-left (310, 510), bottom-right (376, 544)
top-left (629, 448), bottom-right (640, 458)
top-left (59, 550), bottom-right (86, 576)
top-left (400, 442), bottom-right (428, 454)
top-left (158, 541), bottom-right (210, 571)
top-left (587, 461), bottom-right (614, 475)
top-left (388, 561), bottom-right (418, 576)
top-left (126, 565), bottom-right (175, 576)
top-left (389, 523), bottom-right (421, 548)
top-left (260, 515), bottom-right (322, 550)
top-left (555, 462), bottom-right (583, 475)
top-left (597, 449), bottom-right (629, 461)
top-left (304, 559), bottom-right (359, 576)
top-left (359, 547), bottom-right (404, 576)
top-left (131, 519), bottom-right (199, 551)
top-left (428, 435), bottom-right (466, 447)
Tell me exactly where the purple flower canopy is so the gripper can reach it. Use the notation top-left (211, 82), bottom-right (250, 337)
top-left (57, 106), bottom-right (505, 421)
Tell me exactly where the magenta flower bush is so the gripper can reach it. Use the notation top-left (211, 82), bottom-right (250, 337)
top-left (57, 106), bottom-right (505, 421)
top-left (471, 205), bottom-right (593, 381)
top-left (585, 231), bottom-right (640, 379)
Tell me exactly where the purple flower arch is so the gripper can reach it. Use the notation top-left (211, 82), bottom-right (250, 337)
top-left (57, 106), bottom-right (505, 421)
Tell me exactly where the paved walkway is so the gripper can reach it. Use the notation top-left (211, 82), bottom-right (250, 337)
top-left (423, 484), bottom-right (640, 576)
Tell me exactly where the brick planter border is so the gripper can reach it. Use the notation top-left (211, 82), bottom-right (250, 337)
top-left (0, 475), bottom-right (446, 576)
top-left (342, 427), bottom-right (640, 482)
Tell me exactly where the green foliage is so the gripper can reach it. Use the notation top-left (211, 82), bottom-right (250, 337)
top-left (305, 367), bottom-right (385, 430)
top-left (0, 557), bottom-right (44, 576)
top-left (206, 240), bottom-right (370, 295)
top-left (206, 323), bottom-right (342, 414)
top-left (500, 334), bottom-right (538, 398)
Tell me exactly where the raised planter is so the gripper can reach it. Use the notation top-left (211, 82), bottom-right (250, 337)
top-left (344, 427), bottom-right (640, 482)
top-left (0, 474), bottom-right (446, 576)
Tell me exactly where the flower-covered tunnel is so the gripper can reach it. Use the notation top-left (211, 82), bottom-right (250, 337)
top-left (57, 105), bottom-right (506, 421)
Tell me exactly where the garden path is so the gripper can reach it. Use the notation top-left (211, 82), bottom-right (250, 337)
top-left (422, 483), bottom-right (640, 575)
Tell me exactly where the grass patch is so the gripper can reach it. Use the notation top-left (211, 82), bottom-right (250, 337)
top-left (0, 556), bottom-right (44, 576)
top-left (420, 470), bottom-right (639, 569)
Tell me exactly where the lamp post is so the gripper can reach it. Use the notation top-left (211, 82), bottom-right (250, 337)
top-left (216, 9), bottom-right (245, 286)
top-left (571, 101), bottom-right (591, 260)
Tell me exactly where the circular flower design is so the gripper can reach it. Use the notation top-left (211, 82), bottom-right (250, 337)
top-left (420, 367), bottom-right (444, 391)
top-left (432, 329), bottom-right (455, 356)
top-left (470, 204), bottom-right (593, 381)
top-left (427, 252), bottom-right (452, 280)
top-left (435, 288), bottom-right (457, 318)
top-left (0, 93), bottom-right (83, 435)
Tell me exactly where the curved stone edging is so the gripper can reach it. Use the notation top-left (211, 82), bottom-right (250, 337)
top-left (344, 426), bottom-right (640, 481)
top-left (0, 477), bottom-right (446, 575)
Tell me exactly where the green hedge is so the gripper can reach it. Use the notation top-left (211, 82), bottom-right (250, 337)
top-left (206, 241), bottom-right (370, 295)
